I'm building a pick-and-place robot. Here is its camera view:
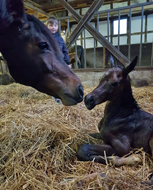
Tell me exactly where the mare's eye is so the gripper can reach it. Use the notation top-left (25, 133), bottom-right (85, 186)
top-left (38, 42), bottom-right (49, 50)
top-left (112, 82), bottom-right (120, 87)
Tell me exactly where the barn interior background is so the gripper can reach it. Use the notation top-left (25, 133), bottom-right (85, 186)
top-left (0, 1), bottom-right (153, 189)
top-left (0, 0), bottom-right (153, 86)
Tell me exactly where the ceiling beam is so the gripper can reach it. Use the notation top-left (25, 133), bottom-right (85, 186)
top-left (42, 0), bottom-right (95, 13)
top-left (24, 0), bottom-right (42, 8)
top-left (24, 2), bottom-right (53, 19)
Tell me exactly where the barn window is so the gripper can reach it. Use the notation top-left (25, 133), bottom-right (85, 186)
top-left (113, 18), bottom-right (127, 35)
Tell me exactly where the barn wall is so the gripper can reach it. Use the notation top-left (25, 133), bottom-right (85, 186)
top-left (85, 43), bottom-right (152, 68)
top-left (74, 69), bottom-right (153, 87)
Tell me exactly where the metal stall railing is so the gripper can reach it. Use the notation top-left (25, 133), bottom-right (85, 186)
top-left (58, 1), bottom-right (153, 69)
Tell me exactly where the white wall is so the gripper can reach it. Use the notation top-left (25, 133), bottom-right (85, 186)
top-left (131, 16), bottom-right (145, 33)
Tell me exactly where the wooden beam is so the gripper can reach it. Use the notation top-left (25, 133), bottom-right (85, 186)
top-left (24, 0), bottom-right (42, 8)
top-left (67, 0), bottom-right (104, 47)
top-left (43, 0), bottom-right (98, 13)
top-left (24, 2), bottom-right (52, 18)
top-left (58, 0), bottom-right (130, 65)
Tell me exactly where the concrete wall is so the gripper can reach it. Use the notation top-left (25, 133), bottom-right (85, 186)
top-left (74, 69), bottom-right (153, 87)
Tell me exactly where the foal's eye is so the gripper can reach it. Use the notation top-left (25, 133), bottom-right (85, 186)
top-left (38, 42), bottom-right (49, 50)
top-left (111, 82), bottom-right (120, 87)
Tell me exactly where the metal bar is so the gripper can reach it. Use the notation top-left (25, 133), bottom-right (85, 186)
top-left (57, 2), bottom-right (153, 20)
top-left (86, 26), bottom-right (130, 65)
top-left (139, 6), bottom-right (144, 66)
top-left (66, 0), bottom-right (104, 48)
top-left (103, 47), bottom-right (106, 68)
top-left (128, 8), bottom-right (132, 61)
top-left (144, 15), bottom-right (147, 43)
top-left (75, 41), bottom-right (78, 69)
top-left (58, 20), bottom-right (61, 35)
top-left (151, 42), bottom-right (153, 66)
top-left (96, 1), bottom-right (153, 14)
top-left (94, 39), bottom-right (96, 68)
top-left (84, 30), bottom-right (87, 68)
top-left (97, 13), bottom-right (99, 32)
top-left (67, 27), bottom-right (85, 48)
top-left (67, 19), bottom-right (70, 37)
top-left (58, 0), bottom-right (130, 65)
top-left (107, 12), bottom-right (110, 42)
top-left (118, 10), bottom-right (120, 51)
top-left (58, 16), bottom-right (72, 20)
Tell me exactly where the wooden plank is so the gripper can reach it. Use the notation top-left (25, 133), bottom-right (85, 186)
top-left (24, 2), bottom-right (52, 18)
top-left (24, 0), bottom-right (42, 8)
top-left (58, 0), bottom-right (130, 65)
top-left (67, 0), bottom-right (104, 47)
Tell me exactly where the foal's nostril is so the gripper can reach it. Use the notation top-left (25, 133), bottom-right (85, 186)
top-left (89, 96), bottom-right (94, 103)
top-left (77, 85), bottom-right (84, 98)
top-left (84, 95), bottom-right (96, 110)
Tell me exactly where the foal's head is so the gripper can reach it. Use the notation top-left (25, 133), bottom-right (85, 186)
top-left (85, 56), bottom-right (138, 110)
top-left (0, 0), bottom-right (83, 106)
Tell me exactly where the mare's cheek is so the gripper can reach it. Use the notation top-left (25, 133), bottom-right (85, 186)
top-left (26, 43), bottom-right (36, 55)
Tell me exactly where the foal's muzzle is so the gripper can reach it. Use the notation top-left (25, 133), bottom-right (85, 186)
top-left (84, 95), bottom-right (96, 110)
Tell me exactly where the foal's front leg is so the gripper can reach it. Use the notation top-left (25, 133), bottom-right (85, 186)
top-left (88, 118), bottom-right (104, 140)
top-left (77, 144), bottom-right (115, 164)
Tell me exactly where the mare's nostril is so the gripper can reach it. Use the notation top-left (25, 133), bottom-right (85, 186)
top-left (78, 85), bottom-right (84, 97)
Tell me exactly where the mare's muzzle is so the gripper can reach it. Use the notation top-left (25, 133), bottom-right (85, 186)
top-left (77, 84), bottom-right (84, 102)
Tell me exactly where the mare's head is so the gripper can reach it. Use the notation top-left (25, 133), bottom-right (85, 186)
top-left (0, 0), bottom-right (83, 106)
top-left (85, 56), bottom-right (138, 110)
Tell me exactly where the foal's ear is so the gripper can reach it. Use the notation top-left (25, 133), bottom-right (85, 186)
top-left (0, 0), bottom-right (29, 33)
top-left (122, 56), bottom-right (138, 78)
top-left (109, 55), bottom-right (116, 68)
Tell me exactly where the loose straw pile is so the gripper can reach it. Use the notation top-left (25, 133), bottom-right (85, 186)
top-left (0, 83), bottom-right (153, 190)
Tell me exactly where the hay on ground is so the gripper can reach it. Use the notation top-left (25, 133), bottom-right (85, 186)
top-left (0, 83), bottom-right (153, 190)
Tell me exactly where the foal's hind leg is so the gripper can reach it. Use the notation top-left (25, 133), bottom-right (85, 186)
top-left (109, 154), bottom-right (141, 166)
top-left (77, 144), bottom-right (141, 166)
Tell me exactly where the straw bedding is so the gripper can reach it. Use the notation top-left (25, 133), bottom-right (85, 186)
top-left (0, 83), bottom-right (153, 190)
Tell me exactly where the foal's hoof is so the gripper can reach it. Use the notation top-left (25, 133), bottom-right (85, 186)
top-left (77, 144), bottom-right (91, 161)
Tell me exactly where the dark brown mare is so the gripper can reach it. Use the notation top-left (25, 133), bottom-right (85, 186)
top-left (77, 56), bottom-right (153, 166)
top-left (0, 0), bottom-right (83, 106)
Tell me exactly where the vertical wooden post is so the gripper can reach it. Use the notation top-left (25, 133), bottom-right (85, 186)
top-left (34, 10), bottom-right (38, 18)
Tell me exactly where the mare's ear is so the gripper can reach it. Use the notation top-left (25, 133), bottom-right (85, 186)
top-left (122, 56), bottom-right (138, 78)
top-left (109, 55), bottom-right (116, 68)
top-left (0, 0), bottom-right (29, 33)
